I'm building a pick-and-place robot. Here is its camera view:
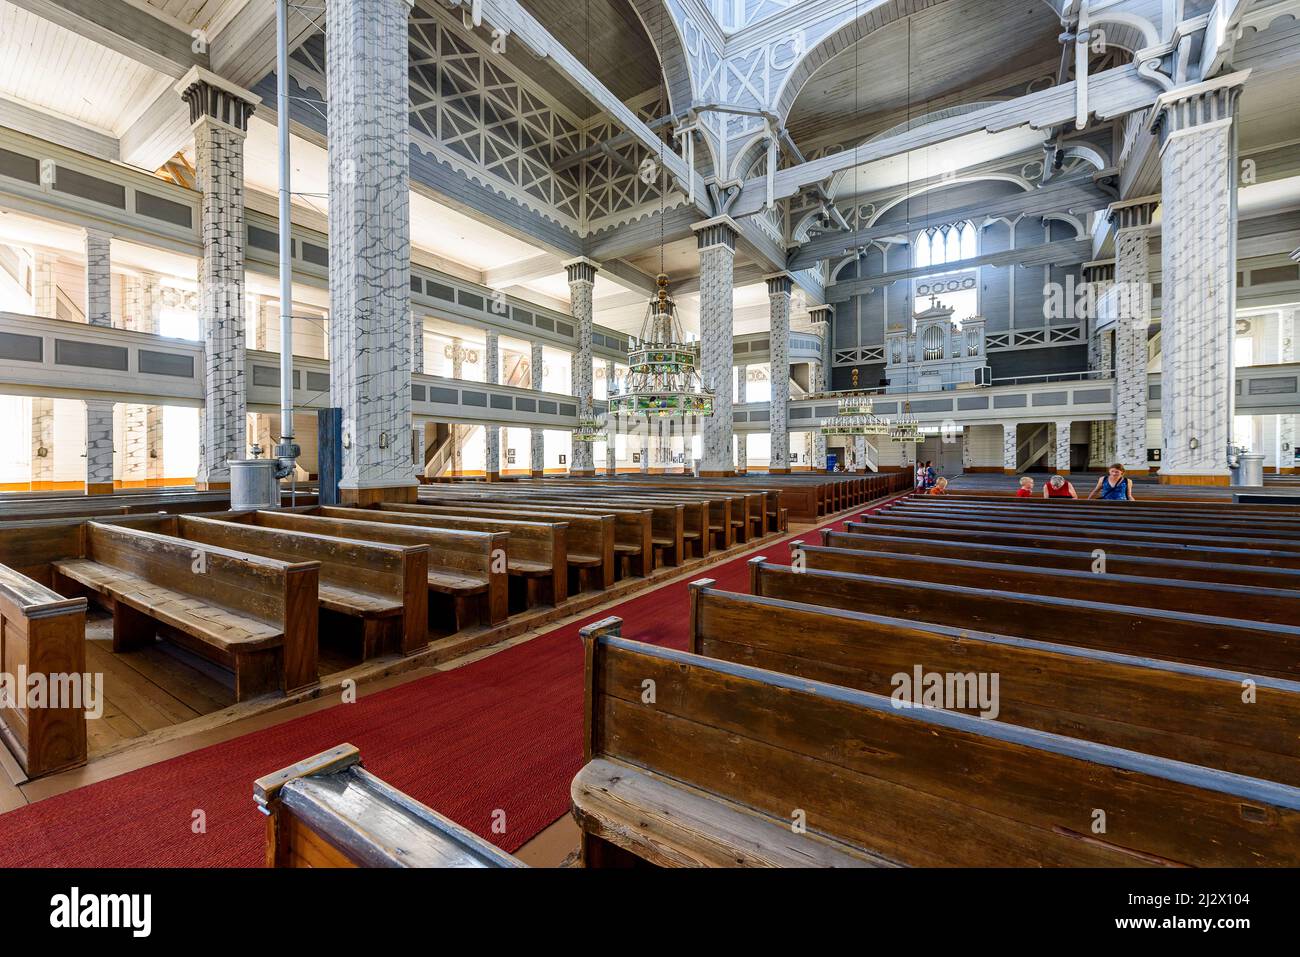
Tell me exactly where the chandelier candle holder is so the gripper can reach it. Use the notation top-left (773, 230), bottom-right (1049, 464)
top-left (572, 400), bottom-right (607, 444)
top-left (607, 274), bottom-right (715, 418)
top-left (816, 387), bottom-right (920, 439)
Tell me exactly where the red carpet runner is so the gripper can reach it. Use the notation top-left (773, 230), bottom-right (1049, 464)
top-left (0, 493), bottom-right (906, 867)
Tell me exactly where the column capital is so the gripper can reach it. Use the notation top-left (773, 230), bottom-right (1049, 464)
top-left (692, 216), bottom-right (740, 251)
top-left (764, 271), bottom-right (794, 297)
top-left (82, 226), bottom-right (113, 243)
top-left (176, 66), bottom-right (260, 136)
top-left (1148, 70), bottom-right (1250, 145)
top-left (1106, 195), bottom-right (1160, 232)
top-left (1082, 259), bottom-right (1115, 284)
top-left (808, 303), bottom-right (834, 322)
top-left (563, 257), bottom-right (601, 285)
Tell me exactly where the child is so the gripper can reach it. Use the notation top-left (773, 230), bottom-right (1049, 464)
top-left (1016, 477), bottom-right (1034, 498)
top-left (928, 477), bottom-right (949, 495)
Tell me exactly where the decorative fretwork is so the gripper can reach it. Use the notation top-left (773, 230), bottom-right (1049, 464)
top-left (289, 10), bottom-right (668, 234)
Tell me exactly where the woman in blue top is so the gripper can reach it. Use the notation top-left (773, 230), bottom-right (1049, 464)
top-left (1089, 463), bottom-right (1136, 501)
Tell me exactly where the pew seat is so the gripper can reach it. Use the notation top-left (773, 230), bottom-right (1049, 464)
top-left (53, 523), bottom-right (319, 700)
top-left (572, 757), bottom-right (888, 868)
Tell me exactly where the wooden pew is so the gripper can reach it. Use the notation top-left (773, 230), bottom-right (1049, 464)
top-left (175, 515), bottom-right (429, 656)
top-left (573, 618), bottom-right (1300, 866)
top-left (0, 564), bottom-right (88, 778)
top-left (789, 540), bottom-right (1300, 625)
top-left (859, 511), bottom-right (1300, 550)
top-left (236, 511), bottom-right (507, 631)
top-left (885, 501), bottom-right (1300, 538)
top-left (822, 529), bottom-right (1300, 590)
top-left (386, 501), bottom-right (615, 590)
top-left (255, 744), bottom-right (524, 868)
top-left (686, 581), bottom-right (1300, 786)
top-left (53, 523), bottom-right (319, 700)
top-left (747, 559), bottom-right (1300, 680)
top-left (843, 520), bottom-right (1300, 568)
top-left (535, 481), bottom-right (759, 545)
top-left (318, 506), bottom-right (567, 607)
top-left (892, 498), bottom-right (1300, 525)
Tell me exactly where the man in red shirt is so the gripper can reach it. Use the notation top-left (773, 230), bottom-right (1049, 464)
top-left (1043, 474), bottom-right (1078, 499)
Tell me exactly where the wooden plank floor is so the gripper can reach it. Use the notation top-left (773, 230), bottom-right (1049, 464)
top-left (82, 611), bottom-right (357, 757)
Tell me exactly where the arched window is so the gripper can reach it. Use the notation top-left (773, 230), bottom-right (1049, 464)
top-left (913, 221), bottom-right (978, 268)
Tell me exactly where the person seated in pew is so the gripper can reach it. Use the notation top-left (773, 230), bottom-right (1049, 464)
top-left (1016, 477), bottom-right (1035, 498)
top-left (1043, 474), bottom-right (1078, 499)
top-left (927, 477), bottom-right (949, 496)
top-left (1089, 463), bottom-right (1137, 501)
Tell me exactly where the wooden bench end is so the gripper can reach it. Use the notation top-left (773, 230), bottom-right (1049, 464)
top-left (254, 743), bottom-right (361, 808)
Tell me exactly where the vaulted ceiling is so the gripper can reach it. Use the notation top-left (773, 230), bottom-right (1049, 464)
top-left (786, 0), bottom-right (1063, 151)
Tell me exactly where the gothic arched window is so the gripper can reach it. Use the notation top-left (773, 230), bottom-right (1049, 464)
top-left (913, 221), bottom-right (978, 268)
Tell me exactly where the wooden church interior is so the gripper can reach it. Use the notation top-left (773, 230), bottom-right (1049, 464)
top-left (0, 0), bottom-right (1299, 869)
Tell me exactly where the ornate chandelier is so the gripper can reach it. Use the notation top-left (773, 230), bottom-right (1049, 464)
top-left (571, 398), bottom-right (607, 444)
top-left (820, 391), bottom-right (919, 441)
top-left (607, 274), bottom-right (715, 418)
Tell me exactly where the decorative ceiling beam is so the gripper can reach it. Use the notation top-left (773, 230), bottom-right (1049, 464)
top-left (790, 173), bottom-right (1115, 269)
top-left (7, 0), bottom-right (207, 78)
top-left (0, 95), bottom-right (119, 162)
top-left (438, 0), bottom-right (709, 213)
top-left (828, 238), bottom-right (1094, 297)
top-left (120, 0), bottom-right (320, 171)
top-left (732, 63), bottom-right (1161, 218)
top-left (482, 254), bottom-right (564, 289)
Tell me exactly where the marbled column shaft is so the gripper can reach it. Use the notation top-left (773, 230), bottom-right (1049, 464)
top-left (1151, 76), bottom-right (1245, 482)
top-left (325, 0), bottom-right (418, 499)
top-left (693, 219), bottom-right (738, 475)
top-left (33, 251), bottom-right (57, 318)
top-left (528, 340), bottom-right (545, 476)
top-left (605, 358), bottom-right (617, 475)
top-left (812, 359), bottom-right (827, 469)
top-left (1052, 420), bottom-right (1072, 472)
top-left (83, 229), bottom-right (113, 327)
top-left (411, 311), bottom-right (424, 374)
top-left (961, 426), bottom-right (974, 471)
top-left (1282, 309), bottom-right (1296, 471)
top-left (1108, 198), bottom-right (1157, 473)
top-left (735, 363), bottom-right (747, 472)
top-left (85, 399), bottom-right (115, 493)
top-left (181, 69), bottom-right (258, 489)
top-left (1003, 422), bottom-right (1018, 473)
top-left (566, 259), bottom-right (597, 475)
top-left (484, 331), bottom-right (500, 477)
top-left (123, 272), bottom-right (164, 485)
top-left (30, 398), bottom-right (54, 488)
top-left (766, 273), bottom-right (792, 472)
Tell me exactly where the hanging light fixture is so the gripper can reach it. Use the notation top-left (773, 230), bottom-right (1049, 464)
top-left (608, 274), bottom-right (715, 418)
top-left (571, 397), bottom-right (608, 444)
top-left (819, 391), bottom-right (913, 438)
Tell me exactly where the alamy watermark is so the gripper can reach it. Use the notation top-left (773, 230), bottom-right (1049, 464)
top-left (891, 665), bottom-right (1000, 720)
top-left (0, 667), bottom-right (103, 718)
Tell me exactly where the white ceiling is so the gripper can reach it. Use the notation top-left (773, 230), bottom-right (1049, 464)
top-left (241, 117), bottom-right (544, 274)
top-left (0, 1), bottom-right (173, 136)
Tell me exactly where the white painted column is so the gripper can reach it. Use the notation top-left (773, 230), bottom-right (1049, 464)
top-left (484, 331), bottom-right (500, 480)
top-left (323, 0), bottom-right (419, 503)
top-left (85, 399), bottom-right (116, 494)
top-left (1003, 422), bottom-right (1018, 474)
top-left (692, 217), bottom-right (739, 476)
top-left (1150, 72), bottom-right (1248, 485)
top-left (83, 228), bottom-right (113, 327)
top-left (766, 272), bottom-right (793, 472)
top-left (1107, 197), bottom-right (1158, 474)
top-left (565, 258), bottom-right (598, 475)
top-left (178, 67), bottom-right (260, 490)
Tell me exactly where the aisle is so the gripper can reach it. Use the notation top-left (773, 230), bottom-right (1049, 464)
top-left (0, 493), bottom-right (905, 867)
